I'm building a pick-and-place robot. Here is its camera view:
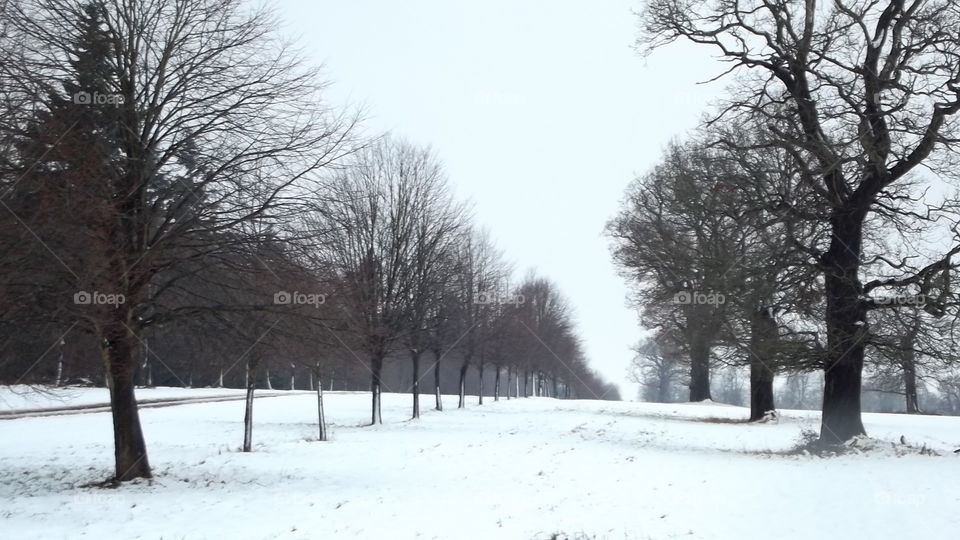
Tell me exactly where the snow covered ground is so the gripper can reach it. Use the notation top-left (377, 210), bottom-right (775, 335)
top-left (1, 388), bottom-right (959, 539)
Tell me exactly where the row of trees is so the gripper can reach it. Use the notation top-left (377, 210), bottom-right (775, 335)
top-left (0, 0), bottom-right (617, 482)
top-left (632, 354), bottom-right (960, 417)
top-left (611, 0), bottom-right (960, 443)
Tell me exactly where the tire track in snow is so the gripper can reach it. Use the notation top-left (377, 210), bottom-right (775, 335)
top-left (0, 391), bottom-right (312, 420)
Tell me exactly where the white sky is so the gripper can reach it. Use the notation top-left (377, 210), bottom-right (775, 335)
top-left (279, 0), bottom-right (727, 398)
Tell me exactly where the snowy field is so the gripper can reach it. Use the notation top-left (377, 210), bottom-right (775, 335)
top-left (1, 388), bottom-right (959, 540)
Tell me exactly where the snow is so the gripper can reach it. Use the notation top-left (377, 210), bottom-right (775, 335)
top-left (1, 388), bottom-right (959, 539)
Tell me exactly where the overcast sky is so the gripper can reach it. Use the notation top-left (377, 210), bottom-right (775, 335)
top-left (279, 0), bottom-right (727, 398)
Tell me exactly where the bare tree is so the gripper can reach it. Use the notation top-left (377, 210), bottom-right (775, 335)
top-left (399, 150), bottom-right (466, 419)
top-left (866, 300), bottom-right (960, 413)
top-left (0, 0), bottom-right (355, 480)
top-left (608, 140), bottom-right (742, 401)
top-left (641, 0), bottom-right (960, 443)
top-left (629, 337), bottom-right (687, 402)
top-left (451, 228), bottom-right (507, 408)
top-left (308, 138), bottom-right (461, 424)
top-left (611, 123), bottom-right (831, 419)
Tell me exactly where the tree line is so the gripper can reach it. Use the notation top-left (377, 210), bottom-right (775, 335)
top-left (610, 0), bottom-right (960, 444)
top-left (0, 0), bottom-right (618, 483)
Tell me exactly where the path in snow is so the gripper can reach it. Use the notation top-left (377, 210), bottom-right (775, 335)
top-left (0, 388), bottom-right (310, 420)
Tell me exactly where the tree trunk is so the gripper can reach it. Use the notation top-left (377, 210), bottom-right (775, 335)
top-left (102, 326), bottom-right (152, 481)
top-left (315, 365), bottom-right (327, 441)
top-left (494, 365), bottom-right (501, 401)
top-left (243, 359), bottom-right (255, 452)
top-left (658, 372), bottom-right (670, 403)
top-left (505, 366), bottom-right (512, 400)
top-left (552, 376), bottom-right (559, 398)
top-left (217, 368), bottom-right (224, 388)
top-left (819, 212), bottom-right (868, 444)
top-left (55, 339), bottom-right (64, 387)
top-left (478, 362), bottom-right (484, 405)
top-left (523, 370), bottom-right (529, 397)
top-left (411, 351), bottom-right (421, 419)
top-left (904, 360), bottom-right (919, 414)
top-left (138, 338), bottom-right (148, 387)
top-left (434, 352), bottom-right (443, 411)
top-left (749, 306), bottom-right (777, 421)
top-left (901, 327), bottom-right (920, 414)
top-left (371, 357), bottom-right (383, 425)
top-left (458, 363), bottom-right (468, 408)
top-left (688, 339), bottom-right (711, 401)
top-left (265, 369), bottom-right (273, 390)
